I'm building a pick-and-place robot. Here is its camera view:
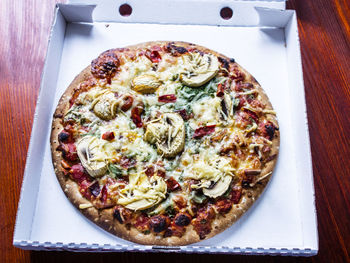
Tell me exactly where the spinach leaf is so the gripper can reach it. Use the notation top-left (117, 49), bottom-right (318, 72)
top-left (192, 191), bottom-right (208, 204)
top-left (108, 164), bottom-right (123, 178)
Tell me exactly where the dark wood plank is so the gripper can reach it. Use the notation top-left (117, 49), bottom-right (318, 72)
top-left (1, 0), bottom-right (349, 262)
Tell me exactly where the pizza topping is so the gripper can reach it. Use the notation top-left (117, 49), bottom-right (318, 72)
top-left (216, 83), bottom-right (225, 97)
top-left (92, 92), bottom-right (119, 120)
top-left (149, 215), bottom-right (170, 233)
top-left (258, 120), bottom-right (278, 140)
top-left (58, 130), bottom-right (71, 143)
top-left (165, 177), bottom-right (181, 192)
top-left (58, 143), bottom-right (78, 161)
top-left (144, 113), bottom-right (185, 158)
top-left (193, 125), bottom-right (216, 139)
top-left (158, 94), bottom-right (177, 103)
top-left (202, 175), bottom-right (232, 198)
top-left (89, 181), bottom-right (101, 197)
top-left (113, 205), bottom-right (133, 224)
top-left (119, 94), bottom-right (134, 111)
top-left (145, 50), bottom-right (162, 63)
top-left (180, 52), bottom-right (219, 87)
top-left (117, 173), bottom-right (167, 210)
top-left (174, 212), bottom-right (191, 226)
top-left (165, 43), bottom-right (188, 56)
top-left (76, 136), bottom-right (108, 178)
top-left (61, 160), bottom-right (71, 170)
top-left (102, 131), bottom-right (115, 141)
top-left (69, 163), bottom-right (90, 183)
top-left (192, 205), bottom-right (215, 239)
top-left (129, 101), bottom-right (144, 128)
top-left (175, 109), bottom-right (191, 120)
top-left (132, 74), bottom-right (161, 94)
top-left (91, 50), bottom-right (119, 81)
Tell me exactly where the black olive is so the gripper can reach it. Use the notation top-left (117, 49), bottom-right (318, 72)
top-left (89, 182), bottom-right (101, 197)
top-left (220, 99), bottom-right (228, 117)
top-left (174, 214), bottom-right (191, 227)
top-left (113, 209), bottom-right (123, 224)
top-left (265, 124), bottom-right (275, 140)
top-left (218, 57), bottom-right (229, 70)
top-left (58, 131), bottom-right (70, 142)
top-left (229, 58), bottom-right (235, 63)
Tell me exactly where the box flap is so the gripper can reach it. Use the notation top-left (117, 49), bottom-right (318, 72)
top-left (64, 0), bottom-right (286, 26)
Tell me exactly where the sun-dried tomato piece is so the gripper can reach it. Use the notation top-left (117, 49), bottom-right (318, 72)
top-left (166, 177), bottom-right (181, 192)
top-left (193, 125), bottom-right (216, 139)
top-left (102, 131), bottom-right (115, 141)
top-left (131, 103), bottom-right (144, 128)
top-left (145, 49), bottom-right (162, 63)
top-left (120, 94), bottom-right (134, 111)
top-left (158, 94), bottom-right (177, 103)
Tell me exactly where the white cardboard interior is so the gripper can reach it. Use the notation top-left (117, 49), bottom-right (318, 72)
top-left (14, 1), bottom-right (318, 255)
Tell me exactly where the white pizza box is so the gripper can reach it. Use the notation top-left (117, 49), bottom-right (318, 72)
top-left (13, 0), bottom-right (318, 255)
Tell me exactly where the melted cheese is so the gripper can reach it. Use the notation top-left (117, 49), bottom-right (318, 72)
top-left (191, 96), bottom-right (221, 125)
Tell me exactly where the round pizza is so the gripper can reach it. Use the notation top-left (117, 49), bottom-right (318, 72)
top-left (51, 41), bottom-right (279, 245)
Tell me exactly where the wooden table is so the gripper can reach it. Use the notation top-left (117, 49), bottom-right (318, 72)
top-left (1, 0), bottom-right (349, 262)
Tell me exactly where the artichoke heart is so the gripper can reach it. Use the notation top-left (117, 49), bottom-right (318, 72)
top-left (76, 136), bottom-right (108, 178)
top-left (203, 176), bottom-right (232, 198)
top-left (144, 113), bottom-right (185, 158)
top-left (117, 174), bottom-right (167, 211)
top-left (132, 74), bottom-right (161, 94)
top-left (92, 92), bottom-right (119, 120)
top-left (180, 52), bottom-right (219, 87)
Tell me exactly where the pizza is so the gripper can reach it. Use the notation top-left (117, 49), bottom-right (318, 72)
top-left (51, 41), bottom-right (279, 245)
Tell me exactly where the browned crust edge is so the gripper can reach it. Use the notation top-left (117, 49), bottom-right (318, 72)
top-left (50, 41), bottom-right (280, 246)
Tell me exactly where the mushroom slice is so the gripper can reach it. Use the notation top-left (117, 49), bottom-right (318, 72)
top-left (144, 113), bottom-right (185, 158)
top-left (92, 92), bottom-right (119, 120)
top-left (180, 53), bottom-right (219, 87)
top-left (203, 176), bottom-right (232, 198)
top-left (132, 74), bottom-right (161, 94)
top-left (76, 136), bottom-right (107, 178)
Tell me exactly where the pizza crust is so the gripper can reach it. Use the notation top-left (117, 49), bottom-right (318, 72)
top-left (50, 41), bottom-right (280, 246)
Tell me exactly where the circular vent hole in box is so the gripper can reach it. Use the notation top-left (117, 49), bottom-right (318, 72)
top-left (220, 7), bottom-right (233, 20)
top-left (119, 3), bottom-right (132, 17)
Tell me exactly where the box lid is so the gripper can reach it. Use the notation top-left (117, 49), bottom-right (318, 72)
top-left (65, 0), bottom-right (286, 26)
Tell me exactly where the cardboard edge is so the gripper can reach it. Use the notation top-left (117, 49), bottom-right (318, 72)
top-left (284, 11), bottom-right (319, 253)
top-left (13, 6), bottom-right (67, 244)
top-left (13, 240), bottom-right (317, 256)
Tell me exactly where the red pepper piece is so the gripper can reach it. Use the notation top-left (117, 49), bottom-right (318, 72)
top-left (102, 131), bottom-right (115, 141)
top-left (131, 103), bottom-right (144, 128)
top-left (158, 94), bottom-right (177, 103)
top-left (166, 177), bottom-right (182, 192)
top-left (193, 125), bottom-right (216, 139)
top-left (120, 94), bottom-right (134, 111)
top-left (145, 49), bottom-right (162, 63)
top-left (216, 83), bottom-right (224, 97)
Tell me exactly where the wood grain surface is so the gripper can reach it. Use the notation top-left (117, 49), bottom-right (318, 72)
top-left (0, 0), bottom-right (349, 262)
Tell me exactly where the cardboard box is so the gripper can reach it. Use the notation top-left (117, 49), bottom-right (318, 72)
top-left (13, 0), bottom-right (318, 255)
